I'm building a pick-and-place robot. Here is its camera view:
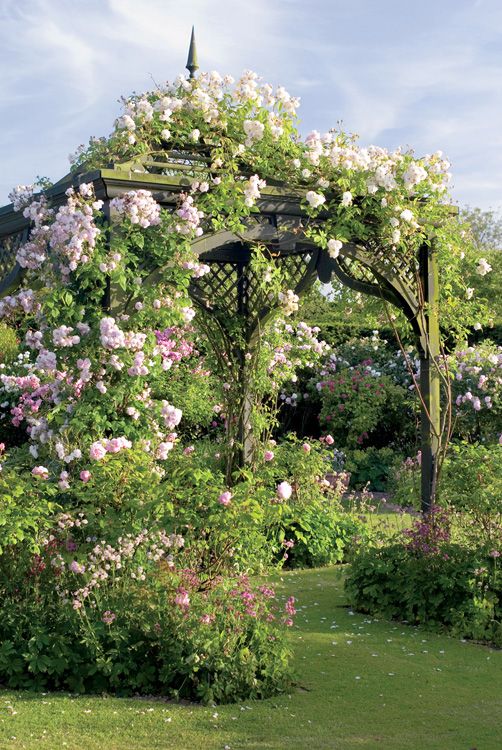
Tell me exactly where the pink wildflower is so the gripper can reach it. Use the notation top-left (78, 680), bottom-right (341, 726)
top-left (285, 596), bottom-right (296, 616)
top-left (200, 613), bottom-right (215, 625)
top-left (175, 587), bottom-right (190, 609)
top-left (218, 491), bottom-right (233, 507)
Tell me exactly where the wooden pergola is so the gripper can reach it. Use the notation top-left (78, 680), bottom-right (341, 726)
top-left (0, 35), bottom-right (442, 511)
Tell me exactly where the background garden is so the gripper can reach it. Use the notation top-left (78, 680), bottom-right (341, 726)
top-left (0, 64), bottom-right (500, 749)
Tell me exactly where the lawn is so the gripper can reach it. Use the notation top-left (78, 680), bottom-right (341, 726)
top-left (1, 567), bottom-right (500, 750)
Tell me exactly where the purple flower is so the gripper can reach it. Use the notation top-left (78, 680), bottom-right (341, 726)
top-left (218, 491), bottom-right (232, 507)
top-left (102, 610), bottom-right (116, 625)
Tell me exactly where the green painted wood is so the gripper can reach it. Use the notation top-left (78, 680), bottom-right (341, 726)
top-left (419, 241), bottom-right (441, 512)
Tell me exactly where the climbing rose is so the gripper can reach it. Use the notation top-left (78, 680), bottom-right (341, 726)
top-left (277, 481), bottom-right (293, 501)
top-left (110, 190), bottom-right (161, 228)
top-left (476, 258), bottom-right (492, 276)
top-left (327, 239), bottom-right (342, 258)
top-left (89, 442), bottom-right (107, 461)
top-left (305, 190), bottom-right (326, 208)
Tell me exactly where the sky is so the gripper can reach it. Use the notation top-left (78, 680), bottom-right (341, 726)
top-left (1, 0), bottom-right (501, 211)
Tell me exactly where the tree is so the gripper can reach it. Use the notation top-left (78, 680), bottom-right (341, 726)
top-left (460, 206), bottom-right (502, 254)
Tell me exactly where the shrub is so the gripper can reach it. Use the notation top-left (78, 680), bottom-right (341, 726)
top-left (0, 514), bottom-right (294, 703)
top-left (344, 446), bottom-right (400, 491)
top-left (450, 341), bottom-right (501, 443)
top-left (391, 442), bottom-right (502, 515)
top-left (163, 435), bottom-right (362, 572)
top-left (345, 508), bottom-right (501, 646)
top-left (390, 452), bottom-right (422, 508)
top-left (439, 443), bottom-right (502, 514)
top-left (237, 435), bottom-right (362, 569)
top-left (0, 461), bottom-right (60, 553)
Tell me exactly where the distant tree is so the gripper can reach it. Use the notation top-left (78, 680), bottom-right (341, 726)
top-left (460, 206), bottom-right (502, 253)
top-left (459, 207), bottom-right (502, 337)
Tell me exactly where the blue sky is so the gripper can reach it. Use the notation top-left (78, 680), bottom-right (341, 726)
top-left (1, 0), bottom-right (501, 210)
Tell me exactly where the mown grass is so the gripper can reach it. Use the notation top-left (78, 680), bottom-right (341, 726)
top-left (1, 567), bottom-right (501, 750)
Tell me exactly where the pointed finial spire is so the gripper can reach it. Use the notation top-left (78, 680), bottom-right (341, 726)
top-left (186, 26), bottom-right (199, 79)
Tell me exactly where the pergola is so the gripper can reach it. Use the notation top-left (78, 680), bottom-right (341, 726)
top-left (0, 34), bottom-right (442, 511)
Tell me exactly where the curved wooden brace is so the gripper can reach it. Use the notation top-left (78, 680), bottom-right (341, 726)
top-left (318, 243), bottom-right (427, 353)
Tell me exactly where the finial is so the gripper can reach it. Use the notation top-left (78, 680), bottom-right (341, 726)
top-left (186, 26), bottom-right (199, 79)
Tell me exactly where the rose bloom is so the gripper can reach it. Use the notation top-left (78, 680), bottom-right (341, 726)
top-left (277, 481), bottom-right (293, 501)
top-left (264, 450), bottom-right (275, 461)
top-left (325, 434), bottom-right (335, 445)
top-left (89, 441), bottom-right (107, 461)
top-left (302, 443), bottom-right (311, 453)
top-left (80, 470), bottom-right (91, 483)
top-left (218, 490), bottom-right (233, 506)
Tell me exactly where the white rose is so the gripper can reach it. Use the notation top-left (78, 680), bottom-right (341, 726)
top-left (327, 239), bottom-right (343, 258)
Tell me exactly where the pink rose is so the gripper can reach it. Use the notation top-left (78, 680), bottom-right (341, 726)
top-left (264, 450), bottom-right (275, 461)
top-left (31, 465), bottom-right (49, 480)
top-left (325, 434), bottom-right (334, 445)
top-left (80, 470), bottom-right (91, 483)
top-left (302, 443), bottom-right (311, 453)
top-left (277, 481), bottom-right (293, 501)
top-left (89, 441), bottom-right (107, 461)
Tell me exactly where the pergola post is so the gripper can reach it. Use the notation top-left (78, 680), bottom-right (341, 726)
top-left (418, 241), bottom-right (441, 513)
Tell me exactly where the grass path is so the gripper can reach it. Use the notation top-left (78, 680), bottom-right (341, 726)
top-left (1, 567), bottom-right (501, 750)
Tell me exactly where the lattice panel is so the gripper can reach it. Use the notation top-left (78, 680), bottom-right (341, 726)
top-left (336, 243), bottom-right (420, 305)
top-left (190, 261), bottom-right (241, 314)
top-left (244, 266), bottom-right (275, 315)
top-left (0, 229), bottom-right (27, 290)
top-left (370, 243), bottom-right (418, 288)
top-left (189, 249), bottom-right (316, 335)
top-left (277, 251), bottom-right (313, 287)
top-left (337, 255), bottom-right (380, 287)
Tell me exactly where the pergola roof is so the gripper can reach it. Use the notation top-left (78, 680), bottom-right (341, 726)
top-left (0, 153), bottom-right (438, 352)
